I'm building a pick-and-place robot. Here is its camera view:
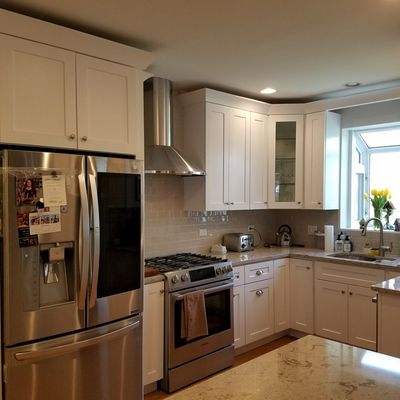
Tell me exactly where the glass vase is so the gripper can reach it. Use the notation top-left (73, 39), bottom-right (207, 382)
top-left (373, 207), bottom-right (383, 229)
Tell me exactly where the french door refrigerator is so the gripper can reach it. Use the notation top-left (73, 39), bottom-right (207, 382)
top-left (0, 149), bottom-right (143, 400)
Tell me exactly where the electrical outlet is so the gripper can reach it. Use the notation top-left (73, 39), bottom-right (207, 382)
top-left (248, 225), bottom-right (255, 231)
top-left (199, 228), bottom-right (208, 237)
top-left (307, 225), bottom-right (317, 235)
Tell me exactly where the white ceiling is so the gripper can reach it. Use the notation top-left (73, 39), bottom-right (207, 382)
top-left (1, 0), bottom-right (400, 102)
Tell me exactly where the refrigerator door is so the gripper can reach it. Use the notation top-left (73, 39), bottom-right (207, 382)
top-left (86, 156), bottom-right (143, 327)
top-left (2, 150), bottom-right (87, 345)
top-left (4, 316), bottom-right (142, 400)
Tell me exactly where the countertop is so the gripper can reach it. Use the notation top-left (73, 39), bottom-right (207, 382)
top-left (167, 335), bottom-right (400, 400)
top-left (372, 276), bottom-right (400, 296)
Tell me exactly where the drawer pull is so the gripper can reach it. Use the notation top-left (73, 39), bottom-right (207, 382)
top-left (256, 290), bottom-right (264, 296)
top-left (256, 270), bottom-right (263, 276)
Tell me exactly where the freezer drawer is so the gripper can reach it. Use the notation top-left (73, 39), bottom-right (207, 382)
top-left (4, 316), bottom-right (142, 400)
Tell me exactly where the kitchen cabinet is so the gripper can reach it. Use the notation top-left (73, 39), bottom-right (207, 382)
top-left (314, 262), bottom-right (384, 350)
top-left (304, 111), bottom-right (341, 209)
top-left (274, 258), bottom-right (290, 332)
top-left (250, 113), bottom-right (269, 209)
top-left (183, 101), bottom-right (250, 210)
top-left (233, 284), bottom-right (246, 348)
top-left (289, 259), bottom-right (314, 334)
top-left (143, 281), bottom-right (164, 386)
top-left (377, 292), bottom-right (400, 358)
top-left (268, 115), bottom-right (304, 208)
top-left (0, 34), bottom-right (145, 158)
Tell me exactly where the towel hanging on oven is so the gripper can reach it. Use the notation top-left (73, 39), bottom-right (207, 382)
top-left (180, 290), bottom-right (209, 340)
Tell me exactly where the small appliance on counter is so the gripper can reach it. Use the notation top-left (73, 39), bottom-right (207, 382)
top-left (276, 224), bottom-right (292, 247)
top-left (223, 233), bottom-right (254, 252)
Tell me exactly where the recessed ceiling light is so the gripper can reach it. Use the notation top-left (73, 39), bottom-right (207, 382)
top-left (260, 87), bottom-right (276, 94)
top-left (345, 82), bottom-right (361, 87)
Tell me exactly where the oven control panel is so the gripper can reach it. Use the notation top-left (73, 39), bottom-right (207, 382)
top-left (165, 261), bottom-right (233, 291)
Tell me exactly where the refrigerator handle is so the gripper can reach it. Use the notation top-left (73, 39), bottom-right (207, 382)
top-left (78, 173), bottom-right (90, 310)
top-left (14, 320), bottom-right (140, 362)
top-left (88, 174), bottom-right (100, 308)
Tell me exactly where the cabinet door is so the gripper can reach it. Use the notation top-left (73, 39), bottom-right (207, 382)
top-left (304, 111), bottom-right (340, 210)
top-left (245, 279), bottom-right (274, 344)
top-left (315, 279), bottom-right (348, 342)
top-left (143, 281), bottom-right (164, 386)
top-left (348, 285), bottom-right (377, 351)
top-left (77, 54), bottom-right (143, 156)
top-left (274, 259), bottom-right (290, 332)
top-left (250, 113), bottom-right (268, 209)
top-left (377, 294), bottom-right (400, 357)
top-left (233, 285), bottom-right (246, 348)
top-left (205, 103), bottom-right (229, 210)
top-left (225, 108), bottom-right (250, 210)
top-left (0, 34), bottom-right (77, 148)
top-left (268, 115), bottom-right (304, 209)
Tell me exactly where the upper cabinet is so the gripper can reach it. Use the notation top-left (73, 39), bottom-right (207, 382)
top-left (250, 113), bottom-right (269, 209)
top-left (268, 115), bottom-right (304, 209)
top-left (304, 111), bottom-right (341, 209)
top-left (183, 101), bottom-right (250, 211)
top-left (0, 33), bottom-right (148, 158)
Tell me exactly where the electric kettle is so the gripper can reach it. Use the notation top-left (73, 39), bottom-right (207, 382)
top-left (276, 224), bottom-right (292, 247)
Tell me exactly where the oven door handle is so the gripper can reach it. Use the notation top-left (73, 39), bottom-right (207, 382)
top-left (172, 281), bottom-right (233, 301)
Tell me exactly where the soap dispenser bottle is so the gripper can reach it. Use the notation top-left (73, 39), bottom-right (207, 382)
top-left (343, 235), bottom-right (353, 253)
top-left (335, 234), bottom-right (343, 252)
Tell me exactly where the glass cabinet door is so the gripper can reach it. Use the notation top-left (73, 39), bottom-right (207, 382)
top-left (268, 115), bottom-right (304, 208)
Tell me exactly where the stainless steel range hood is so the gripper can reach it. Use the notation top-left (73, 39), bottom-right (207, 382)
top-left (144, 77), bottom-right (205, 175)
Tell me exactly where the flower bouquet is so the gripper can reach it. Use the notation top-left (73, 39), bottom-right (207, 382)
top-left (363, 188), bottom-right (392, 229)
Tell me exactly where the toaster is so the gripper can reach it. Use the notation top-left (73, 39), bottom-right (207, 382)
top-left (223, 233), bottom-right (254, 252)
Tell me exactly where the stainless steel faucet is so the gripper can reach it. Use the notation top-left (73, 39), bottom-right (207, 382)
top-left (359, 218), bottom-right (392, 256)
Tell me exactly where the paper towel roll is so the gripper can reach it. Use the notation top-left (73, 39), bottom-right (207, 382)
top-left (324, 225), bottom-right (334, 252)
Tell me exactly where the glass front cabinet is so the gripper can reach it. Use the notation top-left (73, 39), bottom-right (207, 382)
top-left (268, 115), bottom-right (304, 208)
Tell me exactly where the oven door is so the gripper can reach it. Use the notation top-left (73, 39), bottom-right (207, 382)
top-left (168, 280), bottom-right (233, 369)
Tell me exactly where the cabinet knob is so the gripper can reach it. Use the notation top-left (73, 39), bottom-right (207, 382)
top-left (317, 202), bottom-right (322, 205)
top-left (341, 290), bottom-right (345, 294)
top-left (81, 136), bottom-right (88, 142)
top-left (256, 290), bottom-right (264, 296)
top-left (256, 270), bottom-right (263, 276)
top-left (372, 296), bottom-right (378, 304)
top-left (264, 201), bottom-right (268, 204)
top-left (306, 266), bottom-right (310, 270)
top-left (230, 202), bottom-right (234, 205)
top-left (69, 134), bottom-right (76, 140)
top-left (349, 291), bottom-right (353, 296)
top-left (297, 201), bottom-right (301, 205)
top-left (160, 289), bottom-right (164, 294)
top-left (233, 293), bottom-right (238, 298)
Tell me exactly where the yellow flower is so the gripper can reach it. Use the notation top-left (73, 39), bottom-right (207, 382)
top-left (363, 193), bottom-right (369, 200)
top-left (371, 189), bottom-right (378, 196)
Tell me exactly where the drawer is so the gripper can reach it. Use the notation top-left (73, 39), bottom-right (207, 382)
top-left (245, 261), bottom-right (273, 284)
top-left (233, 265), bottom-right (245, 286)
top-left (315, 261), bottom-right (385, 287)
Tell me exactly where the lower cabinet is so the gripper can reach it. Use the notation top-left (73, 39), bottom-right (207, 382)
top-left (314, 262), bottom-right (384, 351)
top-left (274, 258), bottom-right (290, 332)
top-left (143, 281), bottom-right (164, 386)
top-left (289, 259), bottom-right (314, 334)
top-left (233, 285), bottom-right (246, 348)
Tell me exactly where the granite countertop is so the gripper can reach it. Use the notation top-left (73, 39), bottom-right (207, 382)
top-left (167, 335), bottom-right (400, 400)
top-left (372, 276), bottom-right (400, 296)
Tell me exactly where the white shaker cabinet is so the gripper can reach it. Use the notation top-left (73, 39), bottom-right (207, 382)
top-left (304, 111), bottom-right (341, 209)
top-left (289, 259), bottom-right (314, 334)
top-left (233, 284), bottom-right (246, 348)
top-left (314, 262), bottom-right (384, 350)
top-left (0, 34), bottom-right (145, 158)
top-left (143, 281), bottom-right (164, 386)
top-left (268, 115), bottom-right (304, 209)
top-left (183, 101), bottom-right (250, 211)
top-left (274, 258), bottom-right (290, 332)
top-left (249, 113), bottom-right (268, 209)
top-left (0, 34), bottom-right (77, 148)
top-left (76, 55), bottom-right (144, 157)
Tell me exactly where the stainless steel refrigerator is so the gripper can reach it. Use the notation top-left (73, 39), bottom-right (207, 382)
top-left (0, 149), bottom-right (143, 400)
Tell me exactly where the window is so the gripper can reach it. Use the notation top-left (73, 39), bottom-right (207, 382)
top-left (341, 123), bottom-right (400, 229)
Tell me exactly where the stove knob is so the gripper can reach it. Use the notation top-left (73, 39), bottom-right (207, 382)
top-left (171, 275), bottom-right (179, 284)
top-left (216, 267), bottom-right (222, 275)
top-left (181, 273), bottom-right (189, 282)
top-left (227, 265), bottom-right (233, 272)
top-left (222, 266), bottom-right (227, 274)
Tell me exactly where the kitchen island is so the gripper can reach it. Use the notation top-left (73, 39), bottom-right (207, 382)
top-left (167, 335), bottom-right (400, 400)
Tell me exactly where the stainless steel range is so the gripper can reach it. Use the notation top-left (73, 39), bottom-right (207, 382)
top-left (145, 253), bottom-right (234, 392)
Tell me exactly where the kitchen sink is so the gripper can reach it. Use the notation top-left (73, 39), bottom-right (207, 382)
top-left (327, 252), bottom-right (397, 263)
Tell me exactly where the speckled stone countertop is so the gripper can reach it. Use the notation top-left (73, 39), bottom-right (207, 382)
top-left (167, 335), bottom-right (400, 400)
top-left (372, 277), bottom-right (400, 295)
top-left (225, 246), bottom-right (400, 273)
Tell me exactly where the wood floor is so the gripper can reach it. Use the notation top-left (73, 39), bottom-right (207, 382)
top-left (144, 335), bottom-right (297, 400)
